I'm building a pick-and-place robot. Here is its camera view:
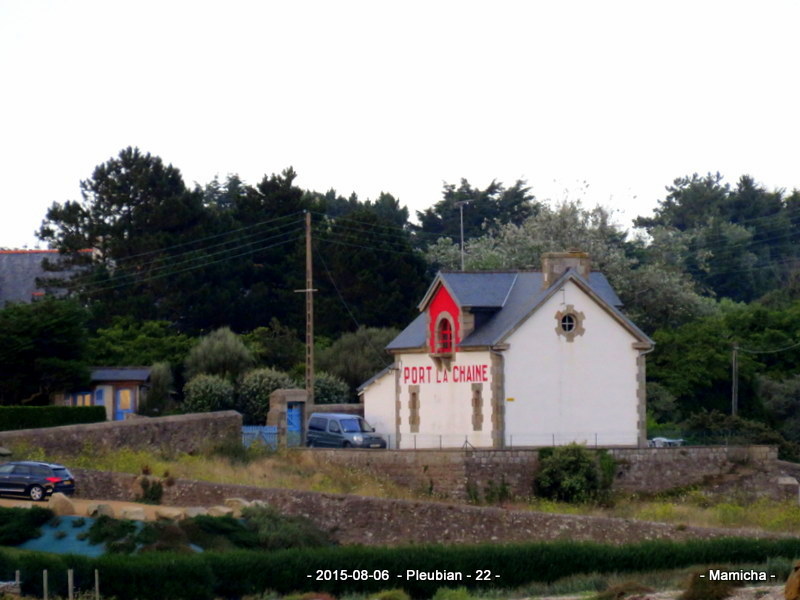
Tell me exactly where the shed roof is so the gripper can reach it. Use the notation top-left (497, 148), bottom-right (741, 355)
top-left (90, 367), bottom-right (152, 383)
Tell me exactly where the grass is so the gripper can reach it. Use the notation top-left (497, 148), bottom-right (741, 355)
top-left (12, 439), bottom-right (800, 536)
top-left (10, 443), bottom-right (417, 501)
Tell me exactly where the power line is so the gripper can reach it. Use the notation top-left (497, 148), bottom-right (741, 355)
top-left (55, 216), bottom-right (303, 290)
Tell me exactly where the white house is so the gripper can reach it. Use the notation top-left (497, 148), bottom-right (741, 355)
top-left (360, 251), bottom-right (654, 449)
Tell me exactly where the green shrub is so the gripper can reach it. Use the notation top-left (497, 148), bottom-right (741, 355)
top-left (0, 506), bottom-right (53, 545)
top-left (138, 477), bottom-right (164, 504)
top-left (535, 443), bottom-right (614, 503)
top-left (87, 515), bottom-right (137, 546)
top-left (184, 327), bottom-right (255, 381)
top-left (0, 406), bottom-right (105, 431)
top-left (314, 371), bottom-right (350, 404)
top-left (181, 514), bottom-right (259, 550)
top-left (182, 373), bottom-right (235, 413)
top-left (242, 504), bottom-right (335, 550)
top-left (237, 367), bottom-right (296, 425)
top-left (5, 536), bottom-right (800, 600)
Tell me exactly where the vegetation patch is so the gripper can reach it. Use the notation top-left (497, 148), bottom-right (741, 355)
top-left (535, 444), bottom-right (615, 503)
top-left (0, 506), bottom-right (53, 546)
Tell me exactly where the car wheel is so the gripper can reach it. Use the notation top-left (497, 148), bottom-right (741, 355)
top-left (342, 442), bottom-right (352, 448)
top-left (307, 439), bottom-right (314, 448)
top-left (28, 485), bottom-right (45, 502)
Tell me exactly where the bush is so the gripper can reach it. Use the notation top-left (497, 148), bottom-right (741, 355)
top-left (534, 444), bottom-right (614, 503)
top-left (317, 326), bottom-right (400, 393)
top-left (0, 506), bottom-right (53, 545)
top-left (0, 406), bottom-right (105, 431)
top-left (184, 327), bottom-right (254, 381)
top-left (237, 367), bottom-right (297, 425)
top-left (182, 374), bottom-right (235, 413)
top-left (140, 361), bottom-right (173, 416)
top-left (241, 504), bottom-right (335, 550)
top-left (314, 371), bottom-right (350, 404)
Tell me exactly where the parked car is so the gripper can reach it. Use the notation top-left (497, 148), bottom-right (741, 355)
top-left (306, 413), bottom-right (387, 448)
top-left (0, 461), bottom-right (76, 501)
top-left (648, 437), bottom-right (685, 448)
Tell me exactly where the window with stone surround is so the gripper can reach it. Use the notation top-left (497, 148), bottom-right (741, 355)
top-left (409, 385), bottom-right (420, 433)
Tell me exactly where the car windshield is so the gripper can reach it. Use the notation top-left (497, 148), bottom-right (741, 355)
top-left (340, 418), bottom-right (371, 433)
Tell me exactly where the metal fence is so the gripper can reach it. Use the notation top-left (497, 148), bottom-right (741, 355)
top-left (241, 425), bottom-right (278, 449)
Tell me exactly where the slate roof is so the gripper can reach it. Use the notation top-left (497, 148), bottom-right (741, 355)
top-left (90, 367), bottom-right (152, 383)
top-left (0, 250), bottom-right (87, 305)
top-left (387, 269), bottom-right (647, 351)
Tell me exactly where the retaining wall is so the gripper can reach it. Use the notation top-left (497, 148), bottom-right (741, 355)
top-left (303, 445), bottom-right (778, 500)
top-left (0, 411), bottom-right (242, 457)
top-left (72, 468), bottom-right (776, 547)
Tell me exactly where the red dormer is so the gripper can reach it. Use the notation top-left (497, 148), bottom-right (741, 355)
top-left (427, 283), bottom-right (460, 356)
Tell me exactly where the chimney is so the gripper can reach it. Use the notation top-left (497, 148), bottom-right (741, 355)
top-left (541, 250), bottom-right (591, 288)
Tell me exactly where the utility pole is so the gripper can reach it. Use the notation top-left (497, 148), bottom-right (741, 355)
top-left (294, 212), bottom-right (316, 404)
top-left (731, 343), bottom-right (739, 416)
top-left (455, 200), bottom-right (470, 271)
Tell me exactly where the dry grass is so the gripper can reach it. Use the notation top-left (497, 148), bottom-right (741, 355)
top-left (14, 443), bottom-right (418, 500)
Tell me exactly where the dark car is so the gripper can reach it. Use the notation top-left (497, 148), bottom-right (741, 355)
top-left (0, 461), bottom-right (76, 501)
top-left (306, 413), bottom-right (387, 448)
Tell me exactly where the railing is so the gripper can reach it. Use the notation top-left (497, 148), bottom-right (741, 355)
top-left (241, 425), bottom-right (278, 449)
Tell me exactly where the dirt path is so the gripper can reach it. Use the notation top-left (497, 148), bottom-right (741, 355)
top-left (0, 496), bottom-right (178, 520)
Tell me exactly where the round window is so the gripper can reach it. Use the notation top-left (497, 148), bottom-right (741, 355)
top-left (560, 314), bottom-right (576, 333)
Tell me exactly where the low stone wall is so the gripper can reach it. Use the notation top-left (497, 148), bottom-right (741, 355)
top-left (72, 468), bottom-right (778, 547)
top-left (609, 445), bottom-right (777, 492)
top-left (0, 411), bottom-right (242, 457)
top-left (302, 445), bottom-right (778, 500)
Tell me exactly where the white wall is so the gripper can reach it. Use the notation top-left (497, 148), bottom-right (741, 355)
top-left (503, 281), bottom-right (641, 447)
top-left (391, 351), bottom-right (494, 449)
top-left (362, 369), bottom-right (398, 448)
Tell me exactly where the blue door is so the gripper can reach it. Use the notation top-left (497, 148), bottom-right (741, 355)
top-left (287, 403), bottom-right (302, 447)
top-left (114, 388), bottom-right (135, 421)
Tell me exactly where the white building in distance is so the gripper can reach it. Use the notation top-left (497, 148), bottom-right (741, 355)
top-left (360, 251), bottom-right (654, 449)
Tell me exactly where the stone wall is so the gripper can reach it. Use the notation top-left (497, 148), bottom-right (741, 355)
top-left (302, 445), bottom-right (778, 500)
top-left (0, 411), bottom-right (242, 457)
top-left (72, 468), bottom-right (777, 547)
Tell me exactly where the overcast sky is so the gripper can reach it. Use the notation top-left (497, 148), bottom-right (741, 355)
top-left (1, 1), bottom-right (798, 248)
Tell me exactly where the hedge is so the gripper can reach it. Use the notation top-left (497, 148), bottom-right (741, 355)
top-left (0, 406), bottom-right (106, 431)
top-left (4, 537), bottom-right (800, 599)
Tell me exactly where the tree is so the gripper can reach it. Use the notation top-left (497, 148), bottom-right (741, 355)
top-left (184, 327), bottom-right (255, 381)
top-left (37, 147), bottom-right (232, 330)
top-left (416, 178), bottom-right (538, 243)
top-left (0, 298), bottom-right (89, 405)
top-left (87, 317), bottom-right (194, 368)
top-left (425, 201), bottom-right (713, 333)
top-left (140, 362), bottom-right (173, 416)
top-left (242, 318), bottom-right (304, 372)
top-left (317, 326), bottom-right (399, 394)
top-left (635, 173), bottom-right (800, 303)
top-left (314, 209), bottom-right (428, 336)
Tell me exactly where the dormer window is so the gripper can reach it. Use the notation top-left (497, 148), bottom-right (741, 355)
top-left (436, 317), bottom-right (454, 353)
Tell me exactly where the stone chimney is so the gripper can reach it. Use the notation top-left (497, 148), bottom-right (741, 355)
top-left (541, 250), bottom-right (591, 288)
